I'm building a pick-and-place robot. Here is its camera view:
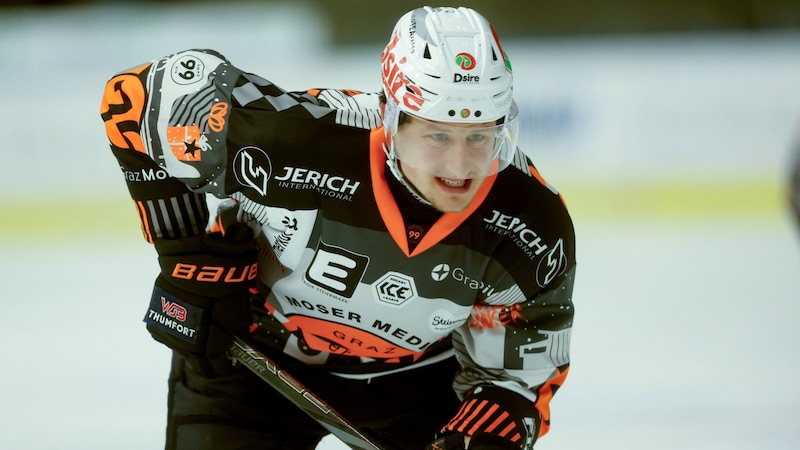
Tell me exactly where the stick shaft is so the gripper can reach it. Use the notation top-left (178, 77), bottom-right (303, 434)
top-left (229, 337), bottom-right (383, 450)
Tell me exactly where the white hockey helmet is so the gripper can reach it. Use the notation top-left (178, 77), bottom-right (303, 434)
top-left (381, 6), bottom-right (519, 178)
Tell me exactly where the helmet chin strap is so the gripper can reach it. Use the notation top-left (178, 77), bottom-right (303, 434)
top-left (383, 143), bottom-right (432, 206)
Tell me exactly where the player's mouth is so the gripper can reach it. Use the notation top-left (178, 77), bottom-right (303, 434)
top-left (438, 177), bottom-right (471, 192)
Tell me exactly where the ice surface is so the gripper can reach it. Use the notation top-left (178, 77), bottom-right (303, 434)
top-left (1, 3), bottom-right (798, 449)
top-left (4, 216), bottom-right (796, 450)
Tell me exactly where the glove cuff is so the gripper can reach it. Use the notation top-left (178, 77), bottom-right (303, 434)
top-left (144, 275), bottom-right (253, 356)
top-left (144, 279), bottom-right (209, 354)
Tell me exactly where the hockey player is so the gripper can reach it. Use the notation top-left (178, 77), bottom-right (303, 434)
top-left (100, 6), bottom-right (576, 450)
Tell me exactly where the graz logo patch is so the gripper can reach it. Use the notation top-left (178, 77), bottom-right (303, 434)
top-left (232, 146), bottom-right (272, 196)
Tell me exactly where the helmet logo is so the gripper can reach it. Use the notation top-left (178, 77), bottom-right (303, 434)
top-left (502, 50), bottom-right (513, 73)
top-left (460, 109), bottom-right (471, 118)
top-left (381, 32), bottom-right (425, 112)
top-left (455, 53), bottom-right (476, 70)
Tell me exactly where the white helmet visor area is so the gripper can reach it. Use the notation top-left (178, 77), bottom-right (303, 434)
top-left (388, 100), bottom-right (519, 179)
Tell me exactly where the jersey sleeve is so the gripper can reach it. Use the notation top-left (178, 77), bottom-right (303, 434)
top-left (305, 88), bottom-right (383, 130)
top-left (99, 57), bottom-right (212, 242)
top-left (444, 179), bottom-right (576, 449)
top-left (446, 271), bottom-right (574, 448)
top-left (99, 49), bottom-right (373, 242)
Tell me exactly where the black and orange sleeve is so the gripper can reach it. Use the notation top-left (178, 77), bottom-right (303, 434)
top-left (100, 63), bottom-right (209, 243)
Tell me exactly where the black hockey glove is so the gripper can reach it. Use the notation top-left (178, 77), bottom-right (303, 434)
top-left (143, 222), bottom-right (258, 375)
top-left (468, 432), bottom-right (522, 449)
top-left (428, 385), bottom-right (538, 450)
top-left (426, 432), bottom-right (520, 450)
top-left (425, 432), bottom-right (465, 450)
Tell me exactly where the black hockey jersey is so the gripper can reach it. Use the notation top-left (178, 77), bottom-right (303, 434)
top-left (100, 49), bottom-right (576, 446)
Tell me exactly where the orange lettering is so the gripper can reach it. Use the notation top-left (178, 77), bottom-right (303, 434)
top-left (380, 36), bottom-right (425, 113)
top-left (224, 266), bottom-right (248, 283)
top-left (197, 266), bottom-right (224, 282)
top-left (172, 263), bottom-right (196, 280)
top-left (170, 262), bottom-right (257, 283)
top-left (247, 263), bottom-right (258, 280)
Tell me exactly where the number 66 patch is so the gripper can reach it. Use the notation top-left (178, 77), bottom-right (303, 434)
top-left (171, 54), bottom-right (204, 85)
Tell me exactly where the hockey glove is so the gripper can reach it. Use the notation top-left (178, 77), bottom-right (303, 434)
top-left (425, 432), bottom-right (466, 450)
top-left (426, 432), bottom-right (519, 450)
top-left (468, 432), bottom-right (522, 449)
top-left (429, 385), bottom-right (539, 450)
top-left (143, 222), bottom-right (258, 375)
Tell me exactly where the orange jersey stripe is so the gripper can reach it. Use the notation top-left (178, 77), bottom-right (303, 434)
top-left (528, 165), bottom-right (547, 187)
top-left (534, 366), bottom-right (569, 437)
top-left (369, 129), bottom-right (410, 255)
top-left (529, 164), bottom-right (567, 209)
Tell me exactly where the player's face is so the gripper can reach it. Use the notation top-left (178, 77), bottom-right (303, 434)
top-left (395, 116), bottom-right (498, 212)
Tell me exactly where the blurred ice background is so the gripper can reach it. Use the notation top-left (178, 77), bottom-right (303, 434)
top-left (1, 2), bottom-right (798, 449)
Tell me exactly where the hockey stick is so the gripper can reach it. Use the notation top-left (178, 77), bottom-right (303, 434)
top-left (228, 336), bottom-right (383, 450)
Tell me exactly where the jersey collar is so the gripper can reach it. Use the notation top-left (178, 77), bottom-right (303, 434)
top-left (370, 128), bottom-right (497, 257)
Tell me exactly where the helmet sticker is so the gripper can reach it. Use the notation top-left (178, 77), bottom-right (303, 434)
top-left (381, 32), bottom-right (425, 112)
top-left (490, 25), bottom-right (513, 73)
top-left (455, 52), bottom-right (476, 70)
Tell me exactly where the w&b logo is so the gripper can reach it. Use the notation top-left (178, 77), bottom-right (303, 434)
top-left (161, 297), bottom-right (187, 322)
